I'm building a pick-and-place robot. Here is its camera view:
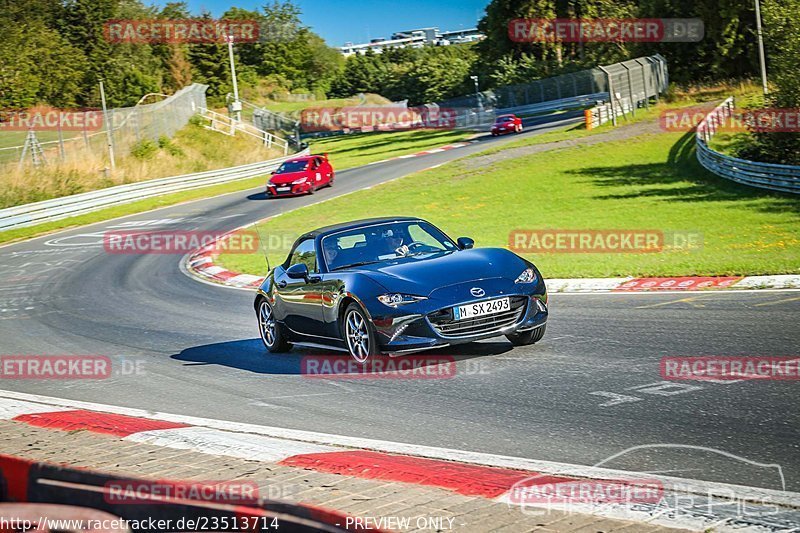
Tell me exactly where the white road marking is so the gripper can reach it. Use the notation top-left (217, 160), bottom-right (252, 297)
top-left (628, 381), bottom-right (704, 396)
top-left (43, 233), bottom-right (107, 247)
top-left (754, 296), bottom-right (800, 307)
top-left (590, 391), bottom-right (643, 407)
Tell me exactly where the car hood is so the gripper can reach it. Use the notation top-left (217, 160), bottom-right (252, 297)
top-left (350, 248), bottom-right (528, 296)
top-left (269, 171), bottom-right (308, 185)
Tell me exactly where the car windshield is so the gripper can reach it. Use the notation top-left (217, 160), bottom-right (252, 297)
top-left (496, 116), bottom-right (513, 123)
top-left (276, 160), bottom-right (308, 173)
top-left (322, 221), bottom-right (457, 271)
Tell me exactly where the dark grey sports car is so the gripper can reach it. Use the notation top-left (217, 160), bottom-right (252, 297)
top-left (254, 217), bottom-right (548, 362)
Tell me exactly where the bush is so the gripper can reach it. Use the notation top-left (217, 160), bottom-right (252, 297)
top-left (158, 135), bottom-right (185, 157)
top-left (734, 132), bottom-right (800, 165)
top-left (130, 139), bottom-right (158, 160)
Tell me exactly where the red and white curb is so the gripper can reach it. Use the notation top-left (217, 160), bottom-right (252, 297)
top-left (186, 251), bottom-right (264, 289)
top-left (549, 274), bottom-right (800, 292)
top-left (1, 390), bottom-right (798, 532)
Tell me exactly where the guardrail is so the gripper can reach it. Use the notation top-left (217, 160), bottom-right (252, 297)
top-left (0, 149), bottom-right (309, 231)
top-left (696, 97), bottom-right (800, 194)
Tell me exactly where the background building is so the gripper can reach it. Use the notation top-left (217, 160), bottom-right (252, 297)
top-left (339, 27), bottom-right (483, 56)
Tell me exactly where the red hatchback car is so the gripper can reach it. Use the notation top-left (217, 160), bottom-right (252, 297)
top-left (490, 114), bottom-right (523, 136)
top-left (267, 154), bottom-right (334, 197)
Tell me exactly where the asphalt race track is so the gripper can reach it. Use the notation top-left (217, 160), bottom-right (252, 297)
top-left (0, 113), bottom-right (798, 494)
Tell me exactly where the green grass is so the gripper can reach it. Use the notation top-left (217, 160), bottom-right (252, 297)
top-left (479, 99), bottom-right (721, 156)
top-left (266, 98), bottom-right (354, 114)
top-left (707, 131), bottom-right (750, 156)
top-left (263, 94), bottom-right (391, 114)
top-left (306, 129), bottom-right (474, 170)
top-left (218, 129), bottom-right (800, 279)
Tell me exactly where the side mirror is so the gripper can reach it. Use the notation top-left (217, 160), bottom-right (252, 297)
top-left (286, 263), bottom-right (310, 281)
top-left (457, 237), bottom-right (474, 250)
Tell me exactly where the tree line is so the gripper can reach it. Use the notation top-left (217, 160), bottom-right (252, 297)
top-left (0, 0), bottom-right (343, 109)
top-left (2, 0), bottom-right (797, 163)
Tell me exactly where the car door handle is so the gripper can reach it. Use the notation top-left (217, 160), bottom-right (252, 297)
top-left (277, 280), bottom-right (287, 288)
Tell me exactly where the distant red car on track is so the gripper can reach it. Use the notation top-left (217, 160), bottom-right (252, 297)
top-left (267, 154), bottom-right (334, 197)
top-left (490, 114), bottom-right (523, 136)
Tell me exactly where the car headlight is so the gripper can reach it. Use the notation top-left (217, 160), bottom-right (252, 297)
top-left (377, 294), bottom-right (427, 307)
top-left (515, 268), bottom-right (537, 284)
top-left (291, 177), bottom-right (307, 184)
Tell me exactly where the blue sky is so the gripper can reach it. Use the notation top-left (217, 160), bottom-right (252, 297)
top-left (154, 0), bottom-right (489, 46)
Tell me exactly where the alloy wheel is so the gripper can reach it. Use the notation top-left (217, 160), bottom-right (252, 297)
top-left (345, 309), bottom-right (370, 363)
top-left (258, 300), bottom-right (276, 348)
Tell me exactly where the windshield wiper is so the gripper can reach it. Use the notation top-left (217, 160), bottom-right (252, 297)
top-left (331, 260), bottom-right (381, 271)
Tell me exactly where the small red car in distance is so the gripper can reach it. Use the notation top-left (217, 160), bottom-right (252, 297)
top-left (490, 114), bottom-right (523, 136)
top-left (267, 154), bottom-right (334, 197)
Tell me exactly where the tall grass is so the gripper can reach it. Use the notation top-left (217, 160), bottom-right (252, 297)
top-left (0, 121), bottom-right (283, 209)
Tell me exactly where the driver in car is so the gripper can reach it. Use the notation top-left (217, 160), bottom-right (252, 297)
top-left (322, 238), bottom-right (339, 267)
top-left (380, 228), bottom-right (407, 257)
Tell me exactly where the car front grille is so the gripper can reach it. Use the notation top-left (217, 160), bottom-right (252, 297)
top-left (427, 296), bottom-right (527, 338)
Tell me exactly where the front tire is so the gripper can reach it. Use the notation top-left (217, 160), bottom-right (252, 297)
top-left (343, 303), bottom-right (379, 364)
top-left (506, 324), bottom-right (546, 346)
top-left (257, 298), bottom-right (291, 353)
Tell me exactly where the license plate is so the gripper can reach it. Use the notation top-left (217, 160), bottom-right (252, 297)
top-left (277, 186), bottom-right (290, 192)
top-left (453, 297), bottom-right (510, 320)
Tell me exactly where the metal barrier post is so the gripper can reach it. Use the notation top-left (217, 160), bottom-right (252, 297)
top-left (621, 63), bottom-right (635, 117)
top-left (598, 66), bottom-right (616, 126)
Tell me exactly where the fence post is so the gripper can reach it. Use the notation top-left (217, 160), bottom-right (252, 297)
top-left (57, 122), bottom-right (66, 162)
top-left (598, 66), bottom-right (616, 126)
top-left (621, 63), bottom-right (635, 117)
top-left (634, 59), bottom-right (650, 109)
top-left (82, 111), bottom-right (90, 149)
top-left (99, 80), bottom-right (116, 171)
